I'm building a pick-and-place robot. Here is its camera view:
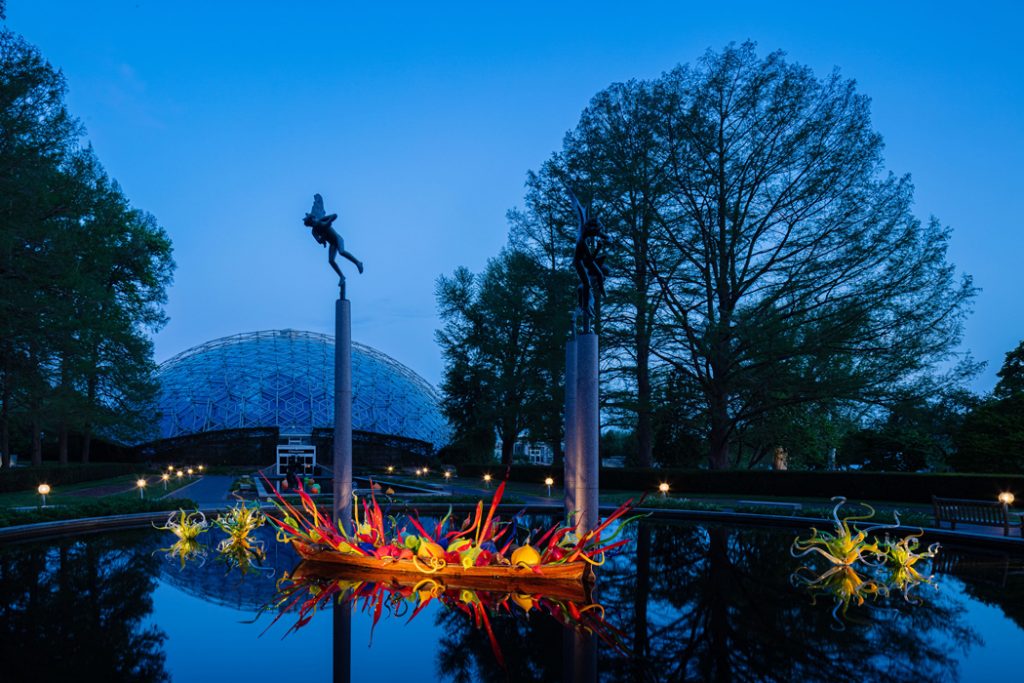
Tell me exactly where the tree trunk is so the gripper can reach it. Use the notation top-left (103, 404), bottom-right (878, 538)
top-left (82, 376), bottom-right (96, 463)
top-left (635, 332), bottom-right (653, 467)
top-left (500, 437), bottom-right (514, 466)
top-left (31, 419), bottom-right (42, 467)
top-left (58, 421), bottom-right (68, 465)
top-left (708, 391), bottom-right (731, 470)
top-left (0, 371), bottom-right (10, 469)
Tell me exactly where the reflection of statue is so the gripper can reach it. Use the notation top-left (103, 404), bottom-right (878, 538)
top-left (302, 193), bottom-right (364, 295)
top-left (568, 188), bottom-right (610, 334)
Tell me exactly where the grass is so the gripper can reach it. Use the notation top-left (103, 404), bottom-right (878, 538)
top-left (0, 473), bottom-right (197, 509)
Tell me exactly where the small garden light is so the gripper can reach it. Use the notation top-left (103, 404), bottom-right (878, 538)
top-left (137, 478), bottom-right (147, 499)
top-left (37, 483), bottom-right (50, 507)
top-left (998, 492), bottom-right (1015, 505)
top-left (545, 477), bottom-right (554, 496)
top-left (423, 467), bottom-right (429, 475)
top-left (176, 470), bottom-right (184, 479)
top-left (198, 465), bottom-right (205, 473)
top-left (444, 471), bottom-right (451, 480)
top-left (187, 467), bottom-right (194, 478)
top-left (659, 482), bottom-right (670, 497)
top-left (387, 465), bottom-right (395, 474)
top-left (415, 468), bottom-right (422, 477)
top-left (161, 472), bottom-right (170, 490)
top-left (483, 473), bottom-right (492, 488)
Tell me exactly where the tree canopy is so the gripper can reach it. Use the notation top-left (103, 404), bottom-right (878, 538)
top-left (469, 42), bottom-right (975, 470)
top-left (0, 28), bottom-right (174, 466)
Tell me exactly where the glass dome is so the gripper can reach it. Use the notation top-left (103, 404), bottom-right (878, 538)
top-left (154, 329), bottom-right (450, 448)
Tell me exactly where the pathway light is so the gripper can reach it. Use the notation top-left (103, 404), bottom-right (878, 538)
top-left (545, 477), bottom-right (554, 496)
top-left (659, 482), bottom-right (670, 497)
top-left (483, 473), bottom-right (492, 488)
top-left (162, 472), bottom-right (170, 490)
top-left (998, 492), bottom-right (1015, 505)
top-left (137, 478), bottom-right (147, 499)
top-left (38, 483), bottom-right (50, 507)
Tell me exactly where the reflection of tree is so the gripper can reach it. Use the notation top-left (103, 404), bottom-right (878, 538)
top-left (434, 595), bottom-right (566, 683)
top-left (597, 522), bottom-right (981, 682)
top-left (0, 531), bottom-right (169, 682)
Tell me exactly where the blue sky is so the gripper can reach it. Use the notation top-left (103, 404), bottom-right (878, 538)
top-left (5, 1), bottom-right (1023, 392)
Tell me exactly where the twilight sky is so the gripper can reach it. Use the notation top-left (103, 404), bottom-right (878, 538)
top-left (5, 2), bottom-right (1023, 392)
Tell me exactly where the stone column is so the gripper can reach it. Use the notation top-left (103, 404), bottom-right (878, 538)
top-left (563, 338), bottom-right (578, 515)
top-left (334, 297), bottom-right (353, 535)
top-left (575, 332), bottom-right (600, 534)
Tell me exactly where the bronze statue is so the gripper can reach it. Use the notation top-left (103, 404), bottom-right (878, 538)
top-left (568, 188), bottom-right (609, 333)
top-left (303, 193), bottom-right (364, 295)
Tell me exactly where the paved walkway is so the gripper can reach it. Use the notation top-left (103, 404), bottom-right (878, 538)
top-left (162, 475), bottom-right (236, 506)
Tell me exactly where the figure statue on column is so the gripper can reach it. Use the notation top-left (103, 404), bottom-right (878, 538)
top-left (303, 193), bottom-right (364, 296)
top-left (568, 188), bottom-right (610, 333)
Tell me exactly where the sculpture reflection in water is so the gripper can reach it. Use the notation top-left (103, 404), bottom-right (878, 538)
top-left (790, 497), bottom-right (941, 627)
top-left (156, 503), bottom-right (270, 575)
top-left (259, 561), bottom-right (624, 676)
top-left (592, 522), bottom-right (979, 682)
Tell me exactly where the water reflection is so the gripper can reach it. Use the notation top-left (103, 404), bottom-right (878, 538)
top-left (263, 560), bottom-right (617, 680)
top-left (0, 530), bottom-right (169, 682)
top-left (1, 521), bottom-right (1022, 682)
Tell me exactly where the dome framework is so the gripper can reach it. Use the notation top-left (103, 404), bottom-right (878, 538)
top-left (151, 330), bottom-right (450, 452)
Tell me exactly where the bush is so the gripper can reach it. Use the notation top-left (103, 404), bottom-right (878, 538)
top-left (0, 463), bottom-right (139, 493)
top-left (0, 496), bottom-right (197, 528)
top-left (455, 464), bottom-right (1024, 504)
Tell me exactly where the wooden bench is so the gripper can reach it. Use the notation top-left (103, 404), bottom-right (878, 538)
top-left (932, 496), bottom-right (1023, 537)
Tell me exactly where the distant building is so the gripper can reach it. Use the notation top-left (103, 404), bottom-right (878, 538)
top-left (494, 440), bottom-right (554, 466)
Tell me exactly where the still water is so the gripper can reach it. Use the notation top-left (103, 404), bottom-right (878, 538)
top-left (1, 519), bottom-right (1022, 682)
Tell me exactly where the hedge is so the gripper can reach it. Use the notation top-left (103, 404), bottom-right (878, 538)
top-left (0, 463), bottom-right (139, 493)
top-left (454, 464), bottom-right (1024, 505)
top-left (0, 496), bottom-right (197, 528)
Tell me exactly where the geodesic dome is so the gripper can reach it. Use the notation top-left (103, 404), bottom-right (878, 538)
top-left (153, 329), bottom-right (450, 448)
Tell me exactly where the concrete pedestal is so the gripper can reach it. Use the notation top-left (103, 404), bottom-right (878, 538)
top-left (563, 340), bottom-right (578, 514)
top-left (564, 333), bottom-right (599, 534)
top-left (334, 297), bottom-right (353, 534)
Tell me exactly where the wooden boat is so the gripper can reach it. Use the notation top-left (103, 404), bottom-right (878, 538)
top-left (289, 558), bottom-right (592, 603)
top-left (291, 539), bottom-right (595, 586)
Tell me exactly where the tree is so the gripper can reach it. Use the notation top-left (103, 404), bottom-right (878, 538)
top-left (436, 250), bottom-right (553, 464)
top-left (994, 340), bottom-right (1024, 399)
top-left (953, 340), bottom-right (1024, 473)
top-left (514, 80), bottom-right (671, 467)
top-left (0, 29), bottom-right (173, 466)
top-left (645, 43), bottom-right (975, 469)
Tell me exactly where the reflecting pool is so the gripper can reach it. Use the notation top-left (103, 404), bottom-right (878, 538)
top-left (1, 520), bottom-right (1022, 682)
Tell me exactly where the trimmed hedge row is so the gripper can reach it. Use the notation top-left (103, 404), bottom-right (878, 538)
top-left (454, 464), bottom-right (1024, 504)
top-left (0, 496), bottom-right (197, 528)
top-left (0, 463), bottom-right (139, 493)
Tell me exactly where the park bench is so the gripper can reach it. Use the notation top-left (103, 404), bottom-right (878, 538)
top-left (932, 496), bottom-right (1023, 537)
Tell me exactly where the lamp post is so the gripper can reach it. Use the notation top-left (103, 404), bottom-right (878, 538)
top-left (387, 465), bottom-right (395, 475)
top-left (176, 470), bottom-right (184, 480)
top-left (998, 492), bottom-right (1015, 506)
top-left (483, 473), bottom-right (492, 489)
top-left (137, 478), bottom-right (147, 500)
top-left (37, 483), bottom-right (50, 508)
top-left (545, 477), bottom-right (554, 497)
top-left (197, 465), bottom-right (205, 474)
top-left (162, 472), bottom-right (170, 491)
top-left (187, 467), bottom-right (194, 479)
top-left (444, 470), bottom-right (452, 493)
top-left (659, 482), bottom-right (670, 498)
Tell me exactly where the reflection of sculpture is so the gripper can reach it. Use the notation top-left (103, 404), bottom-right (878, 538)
top-left (567, 189), bottom-right (610, 334)
top-left (302, 193), bottom-right (364, 294)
